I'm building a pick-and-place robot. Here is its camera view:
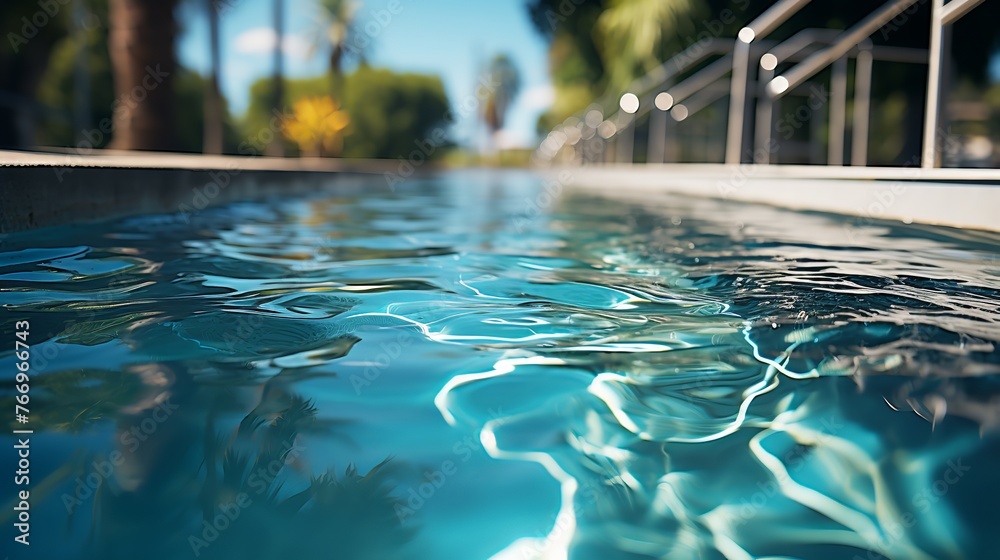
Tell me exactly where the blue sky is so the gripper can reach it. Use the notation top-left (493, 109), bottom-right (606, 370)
top-left (177, 0), bottom-right (554, 148)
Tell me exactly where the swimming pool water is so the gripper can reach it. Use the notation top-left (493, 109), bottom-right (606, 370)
top-left (2, 171), bottom-right (999, 559)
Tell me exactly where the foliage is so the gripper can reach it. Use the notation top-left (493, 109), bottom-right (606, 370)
top-left (595, 0), bottom-right (694, 88)
top-left (56, 368), bottom-right (419, 560)
top-left (317, 0), bottom-right (364, 80)
top-left (527, 0), bottom-right (606, 129)
top-left (341, 67), bottom-right (449, 158)
top-left (173, 68), bottom-right (240, 153)
top-left (0, 0), bottom-right (79, 146)
top-left (244, 67), bottom-right (449, 159)
top-left (281, 95), bottom-right (351, 156)
top-left (24, 0), bottom-right (235, 152)
top-left (37, 37), bottom-right (236, 153)
top-left (34, 23), bottom-right (114, 147)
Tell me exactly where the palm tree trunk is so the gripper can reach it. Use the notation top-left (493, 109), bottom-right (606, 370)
top-left (203, 0), bottom-right (223, 154)
top-left (107, 0), bottom-right (178, 151)
top-left (267, 0), bottom-right (285, 156)
top-left (329, 45), bottom-right (344, 95)
top-left (72, 0), bottom-right (92, 142)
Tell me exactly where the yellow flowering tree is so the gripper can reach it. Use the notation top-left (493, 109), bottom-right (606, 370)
top-left (282, 96), bottom-right (351, 156)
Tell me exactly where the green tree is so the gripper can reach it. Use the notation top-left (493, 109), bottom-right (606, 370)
top-left (36, 23), bottom-right (234, 153)
top-left (174, 68), bottom-right (239, 153)
top-left (596, 0), bottom-right (694, 89)
top-left (35, 22), bottom-right (114, 148)
top-left (341, 67), bottom-right (449, 158)
top-left (318, 0), bottom-right (363, 84)
top-left (242, 67), bottom-right (449, 159)
top-left (527, 0), bottom-right (605, 131)
top-left (0, 0), bottom-right (75, 147)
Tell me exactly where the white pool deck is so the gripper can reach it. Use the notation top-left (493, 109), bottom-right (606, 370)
top-left (2, 149), bottom-right (999, 232)
top-left (550, 164), bottom-right (1000, 232)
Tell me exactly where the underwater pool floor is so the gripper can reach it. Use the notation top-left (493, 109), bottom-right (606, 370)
top-left (2, 171), bottom-right (999, 559)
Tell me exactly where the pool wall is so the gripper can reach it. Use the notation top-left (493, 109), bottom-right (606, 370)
top-left (0, 150), bottom-right (396, 232)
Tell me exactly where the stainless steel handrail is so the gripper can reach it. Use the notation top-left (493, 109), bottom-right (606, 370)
top-left (765, 0), bottom-right (921, 98)
top-left (922, 0), bottom-right (986, 168)
top-left (536, 0), bottom-right (987, 170)
top-left (726, 0), bottom-right (813, 163)
top-left (753, 29), bottom-right (842, 163)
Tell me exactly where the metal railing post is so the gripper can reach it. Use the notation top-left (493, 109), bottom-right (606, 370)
top-left (754, 64), bottom-right (775, 163)
top-left (922, 0), bottom-right (946, 168)
top-left (752, 29), bottom-right (842, 161)
top-left (725, 38), bottom-right (752, 164)
top-left (851, 49), bottom-right (873, 166)
top-left (725, 0), bottom-right (812, 164)
top-left (829, 56), bottom-right (848, 165)
top-left (615, 114), bottom-right (634, 164)
top-left (648, 106), bottom-right (667, 164)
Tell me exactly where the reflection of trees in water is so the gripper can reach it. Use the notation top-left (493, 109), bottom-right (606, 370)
top-left (11, 361), bottom-right (415, 559)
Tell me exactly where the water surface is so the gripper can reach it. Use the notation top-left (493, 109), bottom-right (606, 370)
top-left (2, 171), bottom-right (999, 559)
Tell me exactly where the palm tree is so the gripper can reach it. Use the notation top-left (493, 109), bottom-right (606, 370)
top-left (596, 0), bottom-right (694, 89)
top-left (203, 0), bottom-right (224, 154)
top-left (267, 0), bottom-right (285, 156)
top-left (482, 54), bottom-right (521, 148)
top-left (316, 0), bottom-right (363, 92)
top-left (107, 0), bottom-right (179, 150)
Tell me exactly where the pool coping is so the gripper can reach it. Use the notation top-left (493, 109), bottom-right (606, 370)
top-left (3, 149), bottom-right (1000, 233)
top-left (549, 164), bottom-right (1000, 232)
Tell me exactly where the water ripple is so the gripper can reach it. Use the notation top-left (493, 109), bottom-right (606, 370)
top-left (1, 174), bottom-right (998, 559)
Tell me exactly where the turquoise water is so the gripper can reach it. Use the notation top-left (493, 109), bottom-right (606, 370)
top-left (2, 171), bottom-right (1000, 559)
